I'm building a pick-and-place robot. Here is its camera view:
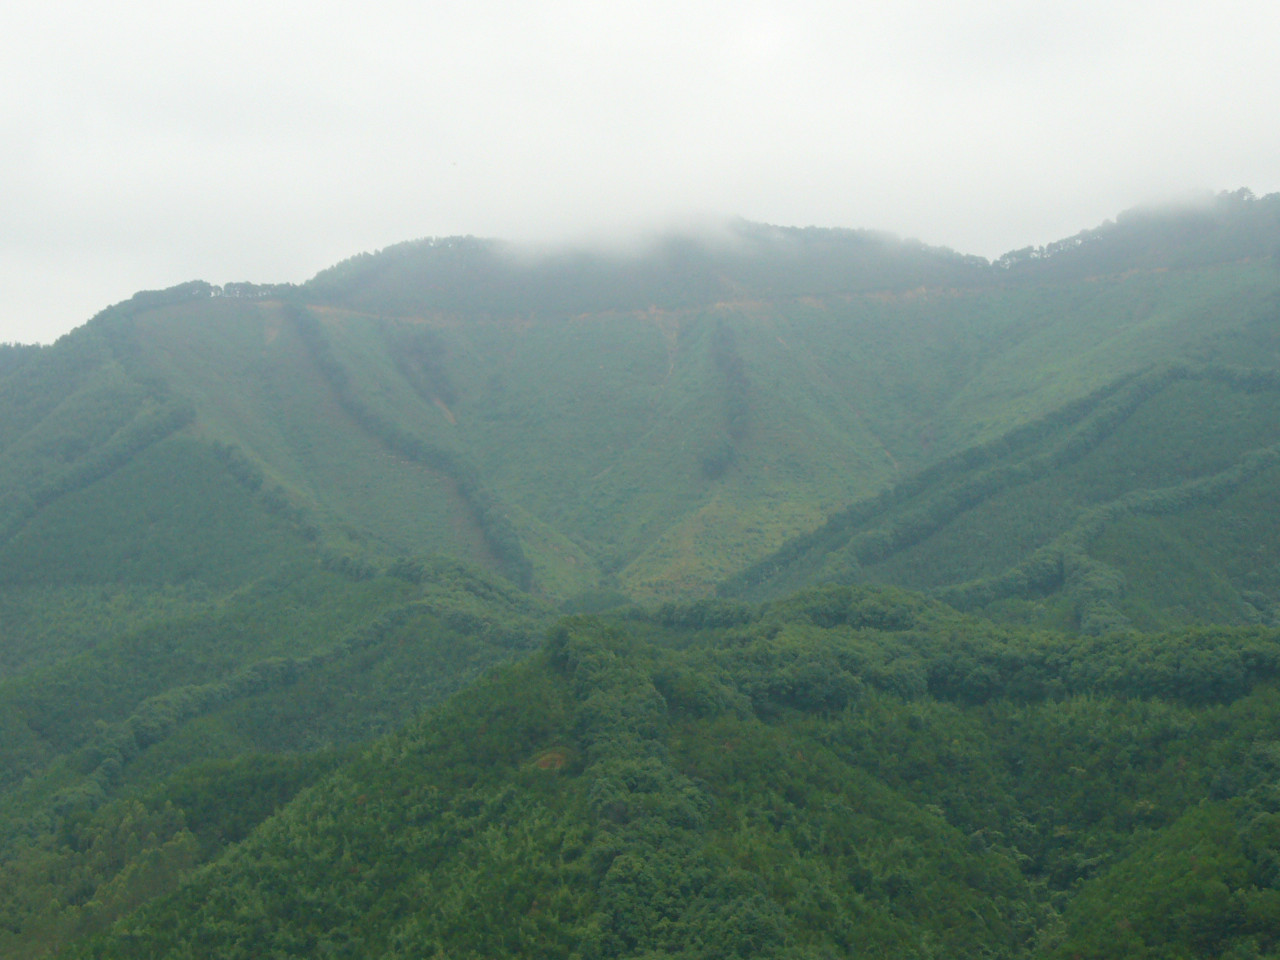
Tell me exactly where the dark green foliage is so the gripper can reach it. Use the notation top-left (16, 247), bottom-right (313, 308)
top-left (8, 198), bottom-right (1280, 606)
top-left (718, 369), bottom-right (1160, 599)
top-left (996, 188), bottom-right (1280, 280)
top-left (560, 586), bottom-right (635, 615)
top-left (11, 201), bottom-right (1277, 604)
top-left (0, 342), bottom-right (44, 375)
top-left (701, 320), bottom-right (751, 479)
top-left (1042, 802), bottom-right (1277, 959)
top-left (36, 588), bottom-right (1280, 959)
top-left (149, 753), bottom-right (337, 856)
top-left (209, 440), bottom-right (264, 491)
top-left (0, 555), bottom-right (551, 959)
top-left (0, 752), bottom-right (332, 959)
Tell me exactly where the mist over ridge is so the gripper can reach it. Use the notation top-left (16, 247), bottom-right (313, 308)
top-left (7, 187), bottom-right (1276, 347)
top-left (285, 187), bottom-right (1278, 321)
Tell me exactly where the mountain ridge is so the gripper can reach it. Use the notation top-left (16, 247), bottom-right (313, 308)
top-left (4, 191), bottom-right (1279, 608)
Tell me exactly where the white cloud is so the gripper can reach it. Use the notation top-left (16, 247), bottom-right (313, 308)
top-left (3, 0), bottom-right (1279, 341)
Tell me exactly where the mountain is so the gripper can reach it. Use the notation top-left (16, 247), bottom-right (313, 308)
top-left (5, 190), bottom-right (1279, 611)
top-left (2, 189), bottom-right (1279, 957)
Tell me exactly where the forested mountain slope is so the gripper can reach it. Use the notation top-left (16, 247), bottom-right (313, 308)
top-left (1, 190), bottom-right (1279, 957)
top-left (52, 587), bottom-right (1280, 959)
top-left (726, 361), bottom-right (1280, 634)
top-left (4, 191), bottom-right (1277, 609)
top-left (0, 557), bottom-right (551, 958)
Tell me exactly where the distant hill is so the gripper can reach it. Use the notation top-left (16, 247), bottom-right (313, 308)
top-left (4, 190), bottom-right (1276, 610)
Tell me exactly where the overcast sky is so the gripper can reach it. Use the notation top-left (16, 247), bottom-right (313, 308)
top-left (4, 0), bottom-right (1278, 343)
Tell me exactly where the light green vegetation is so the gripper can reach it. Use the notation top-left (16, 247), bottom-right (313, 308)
top-left (732, 364), bottom-right (1280, 634)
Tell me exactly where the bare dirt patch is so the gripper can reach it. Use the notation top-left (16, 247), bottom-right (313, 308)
top-left (534, 749), bottom-right (569, 771)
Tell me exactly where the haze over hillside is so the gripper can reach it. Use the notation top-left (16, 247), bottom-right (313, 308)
top-left (9, 190), bottom-right (1275, 607)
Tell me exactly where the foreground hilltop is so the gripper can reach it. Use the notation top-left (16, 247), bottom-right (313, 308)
top-left (22, 587), bottom-right (1280, 959)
